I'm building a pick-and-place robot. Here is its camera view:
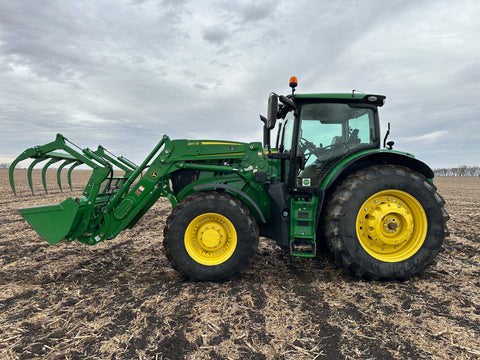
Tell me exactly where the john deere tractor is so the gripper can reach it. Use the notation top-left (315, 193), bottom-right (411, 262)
top-left (9, 77), bottom-right (449, 281)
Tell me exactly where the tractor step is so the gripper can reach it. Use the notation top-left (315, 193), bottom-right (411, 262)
top-left (290, 241), bottom-right (316, 258)
top-left (291, 252), bottom-right (316, 258)
top-left (289, 196), bottom-right (318, 258)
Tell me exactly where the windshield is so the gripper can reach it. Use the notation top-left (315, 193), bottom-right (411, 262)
top-left (299, 103), bottom-right (375, 147)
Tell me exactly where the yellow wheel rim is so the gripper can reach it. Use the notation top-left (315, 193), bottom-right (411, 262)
top-left (356, 190), bottom-right (427, 262)
top-left (184, 213), bottom-right (237, 266)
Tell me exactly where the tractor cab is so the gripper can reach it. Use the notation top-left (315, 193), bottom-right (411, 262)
top-left (261, 80), bottom-right (388, 256)
top-left (265, 79), bottom-right (386, 189)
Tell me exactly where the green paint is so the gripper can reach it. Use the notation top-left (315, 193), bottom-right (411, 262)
top-left (8, 89), bottom-right (434, 269)
top-left (320, 149), bottom-right (415, 189)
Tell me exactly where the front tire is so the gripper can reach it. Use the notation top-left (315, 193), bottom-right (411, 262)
top-left (324, 165), bottom-right (449, 280)
top-left (163, 191), bottom-right (259, 281)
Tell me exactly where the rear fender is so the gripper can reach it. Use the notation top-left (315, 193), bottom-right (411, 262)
top-left (321, 150), bottom-right (435, 191)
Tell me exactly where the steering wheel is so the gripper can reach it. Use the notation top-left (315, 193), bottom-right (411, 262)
top-left (298, 137), bottom-right (318, 159)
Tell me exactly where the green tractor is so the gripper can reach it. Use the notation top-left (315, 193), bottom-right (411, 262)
top-left (9, 77), bottom-right (449, 281)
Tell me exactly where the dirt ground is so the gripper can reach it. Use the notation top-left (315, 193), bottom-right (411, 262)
top-left (0, 169), bottom-right (479, 360)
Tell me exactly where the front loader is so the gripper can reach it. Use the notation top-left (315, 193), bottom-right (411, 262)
top-left (9, 77), bottom-right (449, 281)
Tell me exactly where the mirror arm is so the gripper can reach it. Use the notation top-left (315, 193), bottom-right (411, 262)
top-left (279, 95), bottom-right (297, 110)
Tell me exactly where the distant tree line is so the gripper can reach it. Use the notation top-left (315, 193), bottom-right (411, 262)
top-left (0, 161), bottom-right (478, 176)
top-left (434, 165), bottom-right (480, 176)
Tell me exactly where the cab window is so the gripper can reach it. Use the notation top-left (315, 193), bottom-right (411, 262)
top-left (297, 103), bottom-right (376, 186)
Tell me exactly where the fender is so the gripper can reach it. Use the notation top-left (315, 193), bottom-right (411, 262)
top-left (192, 183), bottom-right (267, 223)
top-left (321, 149), bottom-right (435, 190)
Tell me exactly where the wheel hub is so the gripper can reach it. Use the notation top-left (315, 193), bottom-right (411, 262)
top-left (387, 221), bottom-right (398, 231)
top-left (200, 224), bottom-right (224, 249)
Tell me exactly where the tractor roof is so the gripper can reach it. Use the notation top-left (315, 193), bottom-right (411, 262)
top-left (294, 93), bottom-right (386, 107)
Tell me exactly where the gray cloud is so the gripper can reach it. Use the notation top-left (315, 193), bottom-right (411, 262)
top-left (202, 26), bottom-right (230, 44)
top-left (0, 0), bottom-right (479, 169)
top-left (224, 1), bottom-right (275, 23)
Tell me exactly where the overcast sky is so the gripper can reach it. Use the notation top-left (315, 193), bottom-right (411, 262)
top-left (1, 0), bottom-right (479, 169)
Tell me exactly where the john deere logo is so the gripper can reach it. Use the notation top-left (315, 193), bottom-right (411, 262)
top-left (302, 178), bottom-right (311, 187)
top-left (151, 172), bottom-right (158, 178)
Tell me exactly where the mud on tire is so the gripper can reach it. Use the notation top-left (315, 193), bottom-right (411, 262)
top-left (163, 191), bottom-right (259, 281)
top-left (323, 165), bottom-right (449, 280)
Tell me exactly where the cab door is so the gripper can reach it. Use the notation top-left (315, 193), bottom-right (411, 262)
top-left (294, 102), bottom-right (378, 188)
top-left (286, 102), bottom-right (378, 256)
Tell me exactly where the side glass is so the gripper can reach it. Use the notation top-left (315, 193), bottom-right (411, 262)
top-left (277, 110), bottom-right (295, 153)
top-left (297, 103), bottom-right (375, 187)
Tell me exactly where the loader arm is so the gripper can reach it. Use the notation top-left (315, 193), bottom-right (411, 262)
top-left (9, 133), bottom-right (273, 246)
top-left (90, 137), bottom-right (272, 243)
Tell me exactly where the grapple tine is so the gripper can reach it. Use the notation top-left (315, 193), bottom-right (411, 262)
top-left (28, 158), bottom-right (46, 195)
top-left (9, 147), bottom-right (41, 195)
top-left (57, 159), bottom-right (75, 192)
top-left (67, 161), bottom-right (83, 191)
top-left (42, 158), bottom-right (62, 194)
top-left (9, 157), bottom-right (22, 196)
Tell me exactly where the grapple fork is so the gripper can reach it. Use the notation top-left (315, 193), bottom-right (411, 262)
top-left (10, 133), bottom-right (106, 195)
top-left (9, 133), bottom-right (140, 245)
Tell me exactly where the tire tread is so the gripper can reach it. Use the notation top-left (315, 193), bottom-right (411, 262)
top-left (323, 164), bottom-right (449, 280)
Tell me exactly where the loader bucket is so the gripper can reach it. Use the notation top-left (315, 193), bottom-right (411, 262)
top-left (17, 197), bottom-right (84, 245)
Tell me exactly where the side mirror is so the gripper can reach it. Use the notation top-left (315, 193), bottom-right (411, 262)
top-left (267, 93), bottom-right (278, 130)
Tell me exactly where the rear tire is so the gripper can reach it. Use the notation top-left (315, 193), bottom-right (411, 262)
top-left (323, 165), bottom-right (449, 280)
top-left (163, 191), bottom-right (259, 281)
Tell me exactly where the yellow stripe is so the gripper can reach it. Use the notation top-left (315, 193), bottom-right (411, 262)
top-left (200, 141), bottom-right (244, 146)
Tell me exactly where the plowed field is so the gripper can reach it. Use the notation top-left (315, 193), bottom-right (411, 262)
top-left (1, 169), bottom-right (479, 359)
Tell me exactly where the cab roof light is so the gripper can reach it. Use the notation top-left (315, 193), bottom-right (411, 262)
top-left (289, 76), bottom-right (298, 88)
top-left (289, 76), bottom-right (298, 94)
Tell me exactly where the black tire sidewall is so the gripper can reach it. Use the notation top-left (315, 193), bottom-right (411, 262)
top-left (164, 192), bottom-right (258, 281)
top-left (333, 166), bottom-right (445, 280)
